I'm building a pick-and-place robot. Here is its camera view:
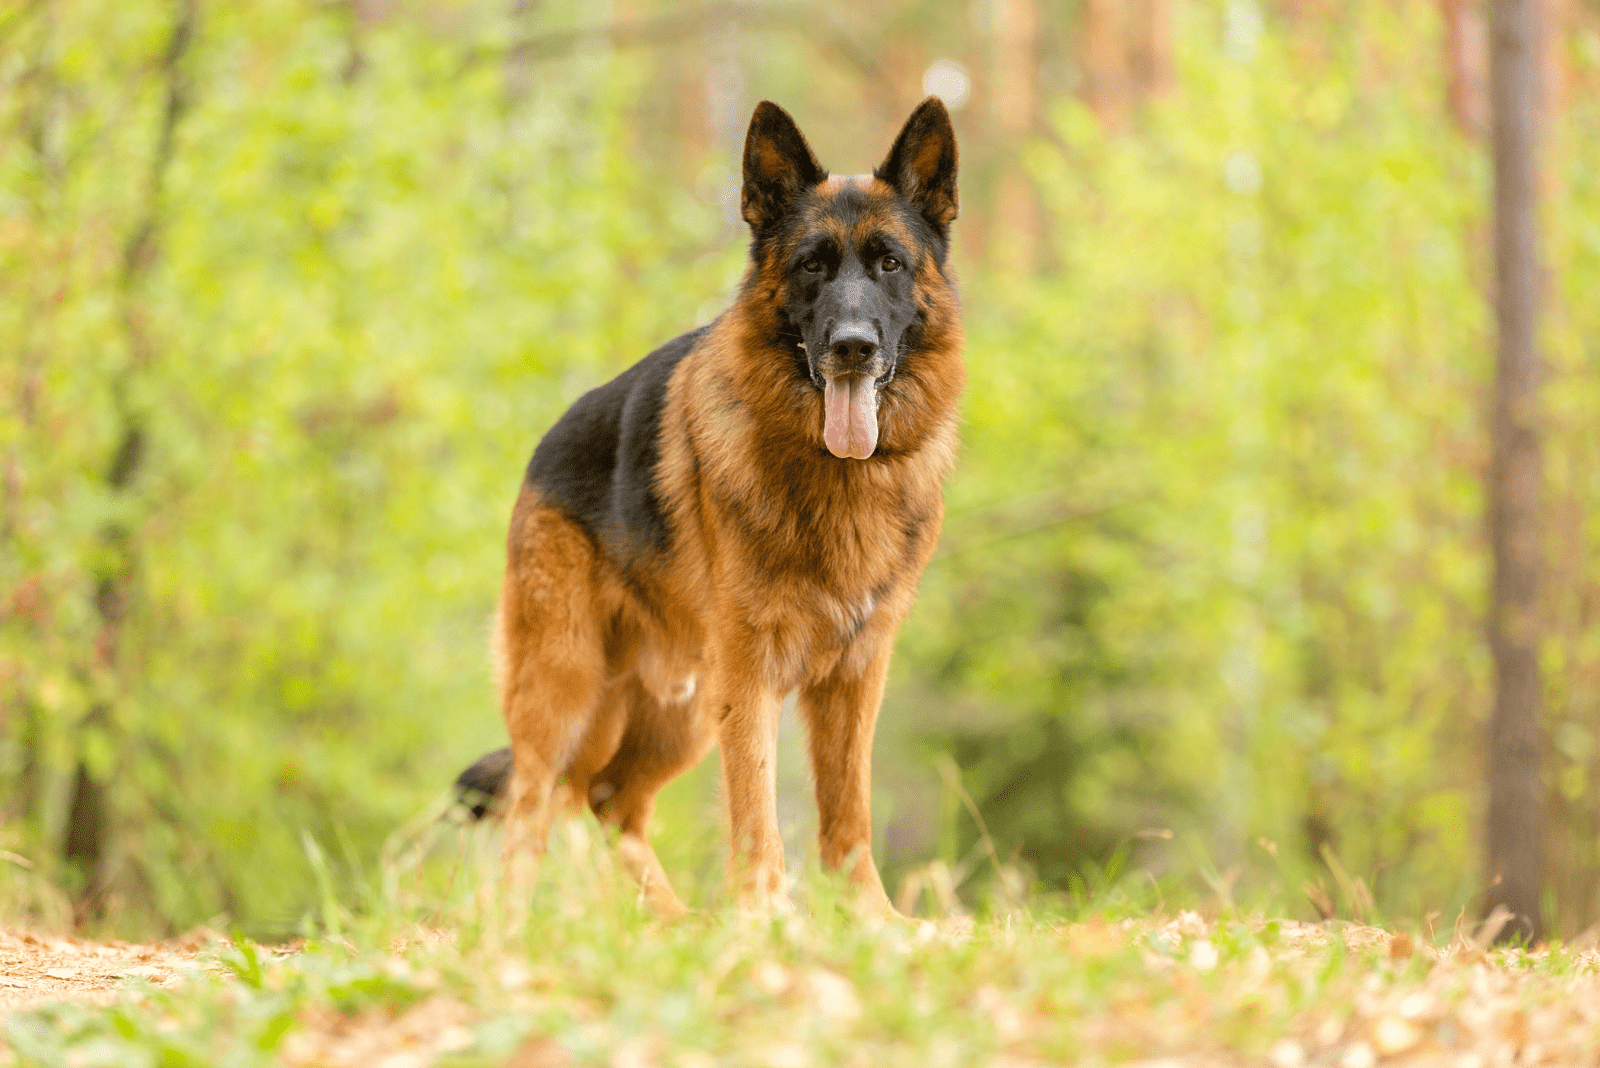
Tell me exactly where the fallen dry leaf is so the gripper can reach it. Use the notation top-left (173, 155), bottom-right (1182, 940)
top-left (1388, 932), bottom-right (1414, 960)
top-left (750, 960), bottom-right (791, 996)
top-left (1371, 1015), bottom-right (1419, 1055)
top-left (505, 1035), bottom-right (571, 1068)
top-left (805, 969), bottom-right (861, 1020)
top-left (1338, 1040), bottom-right (1376, 1068)
top-left (1267, 1038), bottom-right (1306, 1067)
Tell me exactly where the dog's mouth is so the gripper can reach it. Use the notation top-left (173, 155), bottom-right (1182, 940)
top-left (822, 373), bottom-right (879, 460)
top-left (800, 324), bottom-right (896, 461)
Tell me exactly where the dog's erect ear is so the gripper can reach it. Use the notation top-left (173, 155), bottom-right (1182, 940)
top-left (741, 101), bottom-right (827, 234)
top-left (875, 97), bottom-right (959, 233)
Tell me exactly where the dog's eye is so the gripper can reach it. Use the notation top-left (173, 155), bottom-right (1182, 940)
top-left (801, 256), bottom-right (822, 273)
top-left (880, 255), bottom-right (902, 272)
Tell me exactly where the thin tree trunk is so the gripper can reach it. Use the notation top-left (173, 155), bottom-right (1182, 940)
top-left (1081, 0), bottom-right (1128, 127)
top-left (504, 0), bottom-right (538, 101)
top-left (1543, 0), bottom-right (1567, 117)
top-left (10, 700), bottom-right (43, 832)
top-left (61, 0), bottom-right (196, 925)
top-left (1443, 0), bottom-right (1488, 136)
top-left (992, 0), bottom-right (1041, 271)
top-left (1484, 0), bottom-right (1546, 945)
top-left (1130, 0), bottom-right (1175, 98)
top-left (63, 426), bottom-right (143, 915)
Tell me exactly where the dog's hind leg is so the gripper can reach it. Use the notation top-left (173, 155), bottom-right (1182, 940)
top-left (498, 492), bottom-right (607, 864)
top-left (561, 683), bottom-right (628, 814)
top-left (590, 676), bottom-right (715, 919)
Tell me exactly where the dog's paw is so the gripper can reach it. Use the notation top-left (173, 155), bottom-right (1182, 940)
top-left (733, 889), bottom-right (797, 923)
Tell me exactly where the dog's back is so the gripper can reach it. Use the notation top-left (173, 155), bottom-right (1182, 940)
top-left (523, 327), bottom-right (708, 561)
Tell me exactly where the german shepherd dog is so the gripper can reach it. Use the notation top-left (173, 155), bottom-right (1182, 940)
top-left (454, 98), bottom-right (963, 917)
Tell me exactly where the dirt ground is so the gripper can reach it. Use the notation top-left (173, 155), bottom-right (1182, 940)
top-left (0, 924), bottom-right (215, 1013)
top-left (0, 925), bottom-right (542, 1068)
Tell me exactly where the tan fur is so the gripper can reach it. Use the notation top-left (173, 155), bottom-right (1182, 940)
top-left (497, 173), bottom-right (963, 917)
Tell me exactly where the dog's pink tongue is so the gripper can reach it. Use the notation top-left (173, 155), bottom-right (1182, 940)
top-left (823, 375), bottom-right (879, 459)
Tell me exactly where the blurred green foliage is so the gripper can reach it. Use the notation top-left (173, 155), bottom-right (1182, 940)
top-left (5, 0), bottom-right (1600, 936)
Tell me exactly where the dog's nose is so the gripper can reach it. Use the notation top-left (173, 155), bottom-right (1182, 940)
top-left (829, 322), bottom-right (879, 362)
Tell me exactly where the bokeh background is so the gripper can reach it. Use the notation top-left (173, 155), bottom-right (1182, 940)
top-left (4, 0), bottom-right (1599, 939)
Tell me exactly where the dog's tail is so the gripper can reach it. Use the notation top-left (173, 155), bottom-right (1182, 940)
top-left (453, 746), bottom-right (513, 821)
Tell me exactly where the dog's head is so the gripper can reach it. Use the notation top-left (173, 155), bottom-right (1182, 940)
top-left (740, 98), bottom-right (959, 460)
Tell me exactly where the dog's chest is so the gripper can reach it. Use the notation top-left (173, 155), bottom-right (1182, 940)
top-left (726, 489), bottom-right (930, 684)
top-left (729, 481), bottom-right (912, 592)
top-left (727, 576), bottom-right (883, 686)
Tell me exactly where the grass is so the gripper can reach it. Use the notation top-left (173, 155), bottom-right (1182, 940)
top-left (4, 820), bottom-right (1600, 1067)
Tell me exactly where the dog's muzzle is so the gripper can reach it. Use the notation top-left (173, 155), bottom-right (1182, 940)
top-left (817, 322), bottom-right (888, 460)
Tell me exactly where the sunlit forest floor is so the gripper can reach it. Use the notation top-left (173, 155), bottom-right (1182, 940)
top-left (3, 831), bottom-right (1597, 1067)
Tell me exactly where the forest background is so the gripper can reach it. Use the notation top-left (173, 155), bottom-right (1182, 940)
top-left (4, 0), bottom-right (1598, 940)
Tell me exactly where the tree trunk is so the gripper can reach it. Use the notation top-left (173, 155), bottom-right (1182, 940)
top-left (992, 0), bottom-right (1041, 271)
top-left (64, 425), bottom-right (144, 921)
top-left (1484, 0), bottom-right (1546, 945)
top-left (60, 0), bottom-right (196, 925)
top-left (504, 0), bottom-right (538, 100)
top-left (1130, 0), bottom-right (1175, 98)
top-left (1081, 0), bottom-right (1128, 127)
top-left (1442, 0), bottom-right (1488, 137)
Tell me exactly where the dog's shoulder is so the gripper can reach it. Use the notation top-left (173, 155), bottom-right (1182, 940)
top-left (525, 324), bottom-right (709, 555)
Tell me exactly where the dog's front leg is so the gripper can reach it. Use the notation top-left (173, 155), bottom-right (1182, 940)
top-left (708, 645), bottom-right (786, 912)
top-left (799, 640), bottom-right (894, 914)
